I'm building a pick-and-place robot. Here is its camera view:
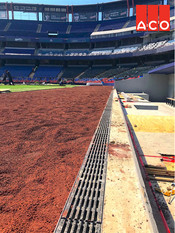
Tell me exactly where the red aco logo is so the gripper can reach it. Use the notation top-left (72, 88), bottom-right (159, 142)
top-left (136, 5), bottom-right (170, 31)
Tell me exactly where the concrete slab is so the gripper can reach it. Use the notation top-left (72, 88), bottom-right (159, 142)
top-left (102, 90), bottom-right (152, 233)
top-left (120, 96), bottom-right (175, 232)
top-left (126, 102), bottom-right (175, 116)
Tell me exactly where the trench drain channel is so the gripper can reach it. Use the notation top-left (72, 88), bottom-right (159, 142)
top-left (54, 92), bottom-right (113, 233)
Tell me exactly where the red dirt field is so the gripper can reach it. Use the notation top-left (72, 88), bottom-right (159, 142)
top-left (0, 86), bottom-right (112, 233)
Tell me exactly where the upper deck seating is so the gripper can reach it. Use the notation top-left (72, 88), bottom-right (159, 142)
top-left (3, 47), bottom-right (35, 55)
top-left (0, 20), bottom-right (8, 30)
top-left (170, 7), bottom-right (174, 17)
top-left (9, 20), bottom-right (38, 32)
top-left (71, 22), bottom-right (97, 33)
top-left (40, 22), bottom-right (68, 34)
top-left (112, 46), bottom-right (138, 54)
top-left (89, 48), bottom-right (114, 56)
top-left (98, 20), bottom-right (126, 31)
top-left (126, 18), bottom-right (136, 28)
top-left (139, 41), bottom-right (167, 51)
top-left (38, 49), bottom-right (64, 56)
top-left (65, 49), bottom-right (89, 56)
top-left (157, 39), bottom-right (175, 53)
top-left (163, 39), bottom-right (175, 47)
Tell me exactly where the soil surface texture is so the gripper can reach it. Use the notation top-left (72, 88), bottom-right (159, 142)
top-left (0, 86), bottom-right (111, 233)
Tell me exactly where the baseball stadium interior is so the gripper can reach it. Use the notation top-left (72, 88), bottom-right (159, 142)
top-left (0, 0), bottom-right (174, 88)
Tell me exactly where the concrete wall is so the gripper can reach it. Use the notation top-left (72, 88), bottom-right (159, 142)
top-left (115, 74), bottom-right (170, 102)
top-left (168, 74), bottom-right (175, 98)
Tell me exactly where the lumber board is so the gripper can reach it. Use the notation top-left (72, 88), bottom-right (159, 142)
top-left (148, 176), bottom-right (174, 182)
top-left (145, 165), bottom-right (166, 170)
top-left (145, 168), bottom-right (174, 177)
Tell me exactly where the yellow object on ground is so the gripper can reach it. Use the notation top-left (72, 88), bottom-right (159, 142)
top-left (133, 95), bottom-right (145, 100)
top-left (0, 89), bottom-right (10, 92)
top-left (128, 115), bottom-right (175, 133)
top-left (164, 162), bottom-right (175, 171)
top-left (155, 187), bottom-right (175, 196)
top-left (118, 94), bottom-right (124, 99)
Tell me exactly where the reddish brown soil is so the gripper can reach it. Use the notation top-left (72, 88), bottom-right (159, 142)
top-left (108, 143), bottom-right (131, 159)
top-left (0, 86), bottom-right (112, 233)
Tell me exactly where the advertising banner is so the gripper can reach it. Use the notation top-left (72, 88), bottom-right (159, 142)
top-left (43, 7), bottom-right (66, 13)
top-left (134, 1), bottom-right (162, 15)
top-left (103, 9), bottom-right (127, 20)
top-left (43, 12), bottom-right (67, 22)
top-left (13, 5), bottom-right (37, 12)
top-left (0, 11), bottom-right (7, 19)
top-left (0, 4), bottom-right (6, 11)
top-left (103, 8), bottom-right (127, 20)
top-left (73, 12), bottom-right (97, 22)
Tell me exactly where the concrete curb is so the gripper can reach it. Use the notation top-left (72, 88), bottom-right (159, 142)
top-left (116, 90), bottom-right (168, 233)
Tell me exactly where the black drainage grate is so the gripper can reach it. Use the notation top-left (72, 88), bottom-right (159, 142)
top-left (54, 92), bottom-right (113, 233)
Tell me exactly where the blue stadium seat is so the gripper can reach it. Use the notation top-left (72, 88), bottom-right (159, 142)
top-left (4, 48), bottom-right (35, 55)
top-left (0, 65), bottom-right (33, 80)
top-left (33, 66), bottom-right (62, 81)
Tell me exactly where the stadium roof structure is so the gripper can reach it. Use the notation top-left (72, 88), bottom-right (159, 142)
top-left (0, 0), bottom-right (170, 22)
top-left (148, 62), bottom-right (175, 74)
top-left (0, 0), bottom-right (164, 11)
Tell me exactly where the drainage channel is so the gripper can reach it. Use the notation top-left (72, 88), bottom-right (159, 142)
top-left (54, 92), bottom-right (113, 233)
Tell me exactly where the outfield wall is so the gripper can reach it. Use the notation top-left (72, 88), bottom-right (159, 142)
top-left (114, 73), bottom-right (172, 102)
top-left (168, 74), bottom-right (175, 98)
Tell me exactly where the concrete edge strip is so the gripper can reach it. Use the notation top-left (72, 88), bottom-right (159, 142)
top-left (116, 89), bottom-right (169, 233)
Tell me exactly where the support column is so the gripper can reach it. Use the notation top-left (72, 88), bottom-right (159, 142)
top-left (42, 12), bottom-right (44, 22)
top-left (127, 0), bottom-right (130, 17)
top-left (37, 12), bottom-right (39, 21)
top-left (11, 3), bottom-right (14, 20)
top-left (71, 5), bottom-right (73, 22)
top-left (66, 5), bottom-right (69, 22)
top-left (132, 0), bottom-right (135, 16)
top-left (5, 2), bottom-right (9, 20)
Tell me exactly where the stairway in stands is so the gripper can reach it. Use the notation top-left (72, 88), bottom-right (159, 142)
top-left (4, 22), bottom-right (11, 31)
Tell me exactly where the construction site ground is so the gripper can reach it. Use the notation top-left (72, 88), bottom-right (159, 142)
top-left (114, 92), bottom-right (175, 232)
top-left (102, 90), bottom-right (152, 233)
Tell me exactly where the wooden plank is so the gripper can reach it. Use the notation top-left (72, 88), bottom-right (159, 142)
top-left (145, 168), bottom-right (174, 177)
top-left (145, 168), bottom-right (174, 173)
top-left (145, 170), bottom-right (174, 175)
top-left (145, 169), bottom-right (173, 173)
top-left (167, 98), bottom-right (175, 101)
top-left (147, 172), bottom-right (174, 177)
top-left (145, 165), bottom-right (166, 170)
top-left (148, 176), bottom-right (174, 182)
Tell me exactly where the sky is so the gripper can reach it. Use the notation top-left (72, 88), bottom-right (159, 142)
top-left (4, 0), bottom-right (119, 5)
top-left (1, 0), bottom-right (123, 21)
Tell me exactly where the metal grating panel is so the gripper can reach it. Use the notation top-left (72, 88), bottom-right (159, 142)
top-left (54, 92), bottom-right (113, 233)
